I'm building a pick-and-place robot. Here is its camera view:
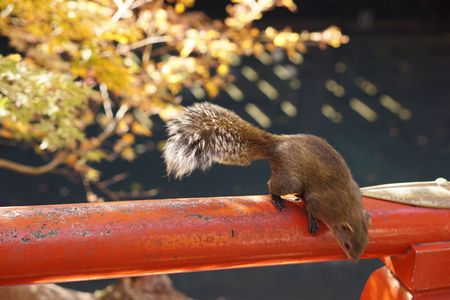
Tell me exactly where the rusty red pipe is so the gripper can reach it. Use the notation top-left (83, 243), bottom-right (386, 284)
top-left (0, 196), bottom-right (449, 286)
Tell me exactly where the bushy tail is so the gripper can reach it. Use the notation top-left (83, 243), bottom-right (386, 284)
top-left (163, 102), bottom-right (271, 179)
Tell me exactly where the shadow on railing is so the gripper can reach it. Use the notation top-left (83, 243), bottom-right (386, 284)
top-left (1, 193), bottom-right (449, 299)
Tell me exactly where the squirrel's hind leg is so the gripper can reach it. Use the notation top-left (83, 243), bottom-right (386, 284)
top-left (271, 194), bottom-right (286, 211)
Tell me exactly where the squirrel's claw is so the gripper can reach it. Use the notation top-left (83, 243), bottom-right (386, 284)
top-left (271, 194), bottom-right (286, 211)
top-left (306, 208), bottom-right (319, 235)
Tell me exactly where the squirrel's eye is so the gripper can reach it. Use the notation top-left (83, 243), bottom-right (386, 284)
top-left (344, 242), bottom-right (351, 250)
top-left (341, 225), bottom-right (348, 231)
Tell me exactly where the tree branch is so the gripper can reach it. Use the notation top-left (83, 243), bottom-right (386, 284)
top-left (0, 152), bottom-right (66, 175)
top-left (118, 36), bottom-right (169, 53)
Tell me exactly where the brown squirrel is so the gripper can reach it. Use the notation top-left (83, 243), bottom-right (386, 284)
top-left (163, 102), bottom-right (370, 259)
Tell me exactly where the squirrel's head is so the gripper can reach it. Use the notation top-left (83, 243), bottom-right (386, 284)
top-left (330, 209), bottom-right (371, 260)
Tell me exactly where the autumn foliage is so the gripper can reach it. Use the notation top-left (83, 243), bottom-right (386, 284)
top-left (0, 0), bottom-right (348, 198)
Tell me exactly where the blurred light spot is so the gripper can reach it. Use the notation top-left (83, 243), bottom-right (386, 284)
top-left (445, 33), bottom-right (450, 44)
top-left (145, 83), bottom-right (157, 94)
top-left (365, 173), bottom-right (377, 183)
top-left (350, 98), bottom-right (377, 122)
top-left (59, 187), bottom-right (70, 197)
top-left (398, 61), bottom-right (412, 74)
top-left (39, 140), bottom-right (49, 150)
top-left (399, 108), bottom-right (412, 121)
top-left (379, 95), bottom-right (412, 121)
top-left (288, 51), bottom-right (304, 65)
top-left (217, 64), bottom-right (229, 76)
top-left (280, 101), bottom-right (298, 117)
top-left (357, 9), bottom-right (375, 30)
top-left (229, 54), bottom-right (241, 66)
top-left (289, 78), bottom-right (302, 89)
top-left (190, 86), bottom-right (205, 99)
top-left (417, 135), bottom-right (428, 146)
top-left (81, 48), bottom-right (92, 61)
top-left (255, 50), bottom-right (273, 65)
top-left (257, 80), bottom-right (278, 100)
top-left (38, 184), bottom-right (48, 194)
top-left (274, 65), bottom-right (297, 80)
top-left (325, 79), bottom-right (346, 97)
top-left (157, 140), bottom-right (166, 152)
top-left (241, 66), bottom-right (258, 81)
top-left (271, 49), bottom-right (285, 63)
top-left (389, 126), bottom-right (399, 137)
top-left (136, 143), bottom-right (150, 154)
top-left (0, 4), bottom-right (14, 18)
top-left (379, 95), bottom-right (401, 113)
top-left (355, 77), bottom-right (378, 96)
top-left (225, 83), bottom-right (244, 102)
top-left (321, 104), bottom-right (342, 123)
top-left (233, 185), bottom-right (243, 194)
top-left (245, 103), bottom-right (271, 128)
top-left (130, 182), bottom-right (142, 192)
top-left (334, 62), bottom-right (347, 73)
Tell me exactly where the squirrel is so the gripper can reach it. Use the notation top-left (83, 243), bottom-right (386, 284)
top-left (163, 102), bottom-right (370, 260)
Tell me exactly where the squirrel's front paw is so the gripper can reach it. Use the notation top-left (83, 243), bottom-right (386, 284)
top-left (271, 194), bottom-right (285, 211)
top-left (308, 218), bottom-right (319, 235)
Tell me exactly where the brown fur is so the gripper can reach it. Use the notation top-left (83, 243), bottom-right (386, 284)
top-left (164, 102), bottom-right (370, 259)
top-left (268, 134), bottom-right (370, 259)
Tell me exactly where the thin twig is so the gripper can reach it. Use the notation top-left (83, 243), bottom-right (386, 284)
top-left (103, 186), bottom-right (160, 200)
top-left (111, 0), bottom-right (135, 23)
top-left (142, 44), bottom-right (152, 68)
top-left (0, 139), bottom-right (18, 147)
top-left (94, 181), bottom-right (119, 200)
top-left (0, 152), bottom-right (66, 175)
top-left (150, 45), bottom-right (170, 57)
top-left (118, 36), bottom-right (169, 53)
top-left (100, 84), bottom-right (113, 119)
top-left (130, 0), bottom-right (153, 9)
top-left (95, 173), bottom-right (161, 200)
top-left (95, 104), bottom-right (129, 146)
top-left (82, 177), bottom-right (104, 202)
top-left (116, 104), bottom-right (129, 120)
top-left (51, 167), bottom-right (80, 184)
top-left (98, 172), bottom-right (130, 187)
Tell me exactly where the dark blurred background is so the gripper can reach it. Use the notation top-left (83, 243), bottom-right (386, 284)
top-left (1, 0), bottom-right (450, 299)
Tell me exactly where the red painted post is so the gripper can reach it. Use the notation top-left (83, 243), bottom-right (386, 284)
top-left (362, 241), bottom-right (450, 299)
top-left (0, 195), bottom-right (449, 289)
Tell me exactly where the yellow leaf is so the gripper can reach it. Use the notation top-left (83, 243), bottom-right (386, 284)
top-left (159, 105), bottom-right (183, 121)
top-left (0, 129), bottom-right (13, 138)
top-left (175, 3), bottom-right (185, 14)
top-left (205, 81), bottom-right (219, 98)
top-left (86, 168), bottom-right (100, 182)
top-left (121, 133), bottom-right (135, 145)
top-left (121, 146), bottom-right (136, 161)
top-left (274, 35), bottom-right (286, 47)
top-left (116, 120), bottom-right (129, 134)
top-left (181, 39), bottom-right (196, 57)
top-left (65, 154), bottom-right (79, 166)
top-left (131, 122), bottom-right (152, 137)
top-left (217, 64), bottom-right (229, 76)
top-left (7, 54), bottom-right (21, 62)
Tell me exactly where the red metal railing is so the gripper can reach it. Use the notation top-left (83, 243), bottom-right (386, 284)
top-left (1, 195), bottom-right (449, 298)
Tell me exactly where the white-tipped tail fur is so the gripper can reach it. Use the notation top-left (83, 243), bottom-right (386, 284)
top-left (163, 102), bottom-right (270, 179)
